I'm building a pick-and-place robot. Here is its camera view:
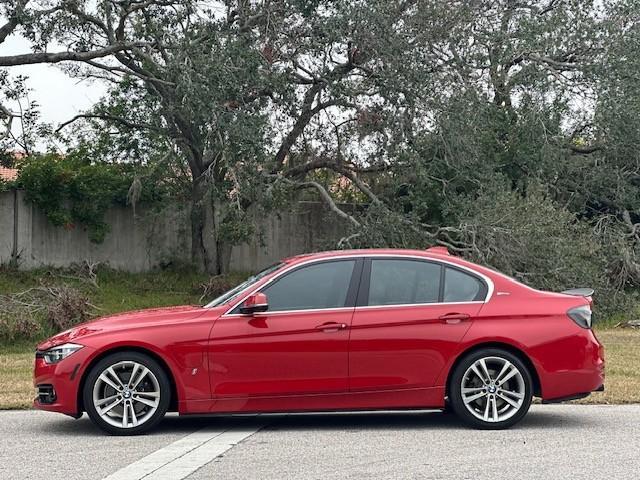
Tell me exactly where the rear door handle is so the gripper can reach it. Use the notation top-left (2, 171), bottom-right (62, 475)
top-left (439, 313), bottom-right (471, 324)
top-left (315, 322), bottom-right (348, 332)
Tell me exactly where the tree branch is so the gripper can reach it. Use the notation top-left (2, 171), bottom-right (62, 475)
top-left (569, 144), bottom-right (601, 154)
top-left (296, 181), bottom-right (361, 228)
top-left (0, 42), bottom-right (152, 67)
top-left (56, 113), bottom-right (164, 133)
top-left (0, 0), bottom-right (30, 44)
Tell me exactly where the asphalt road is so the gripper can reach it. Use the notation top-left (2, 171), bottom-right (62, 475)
top-left (1, 405), bottom-right (638, 480)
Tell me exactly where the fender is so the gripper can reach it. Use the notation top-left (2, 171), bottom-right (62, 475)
top-left (434, 320), bottom-right (546, 397)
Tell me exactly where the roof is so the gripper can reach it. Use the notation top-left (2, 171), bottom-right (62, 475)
top-left (0, 166), bottom-right (18, 181)
top-left (284, 248), bottom-right (456, 264)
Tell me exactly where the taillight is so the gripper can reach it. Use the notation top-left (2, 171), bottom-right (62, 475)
top-left (567, 305), bottom-right (592, 329)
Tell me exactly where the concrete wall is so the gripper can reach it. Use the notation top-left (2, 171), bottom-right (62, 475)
top-left (0, 191), bottom-right (349, 272)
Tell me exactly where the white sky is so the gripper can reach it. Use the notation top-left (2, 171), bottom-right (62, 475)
top-left (1, 35), bottom-right (106, 128)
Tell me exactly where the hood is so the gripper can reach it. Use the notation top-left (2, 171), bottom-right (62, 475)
top-left (37, 305), bottom-right (206, 350)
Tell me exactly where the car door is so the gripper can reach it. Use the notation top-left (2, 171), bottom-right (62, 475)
top-left (349, 257), bottom-right (486, 392)
top-left (209, 258), bottom-right (363, 398)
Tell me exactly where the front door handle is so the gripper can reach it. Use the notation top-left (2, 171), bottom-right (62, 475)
top-left (315, 322), bottom-right (348, 332)
top-left (439, 312), bottom-right (471, 324)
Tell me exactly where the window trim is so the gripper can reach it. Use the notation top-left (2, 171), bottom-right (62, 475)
top-left (221, 253), bottom-right (494, 317)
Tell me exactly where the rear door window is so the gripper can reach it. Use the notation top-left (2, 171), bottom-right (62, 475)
top-left (368, 259), bottom-right (441, 306)
top-left (443, 267), bottom-right (486, 302)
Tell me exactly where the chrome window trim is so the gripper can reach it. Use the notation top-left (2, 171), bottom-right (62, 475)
top-left (222, 301), bottom-right (485, 318)
top-left (219, 253), bottom-right (495, 317)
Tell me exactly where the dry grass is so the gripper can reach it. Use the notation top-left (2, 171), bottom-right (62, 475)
top-left (0, 329), bottom-right (638, 410)
top-left (0, 349), bottom-right (34, 409)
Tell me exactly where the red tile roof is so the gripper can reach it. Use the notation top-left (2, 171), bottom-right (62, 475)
top-left (0, 166), bottom-right (18, 181)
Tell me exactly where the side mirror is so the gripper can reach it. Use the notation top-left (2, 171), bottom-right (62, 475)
top-left (240, 292), bottom-right (269, 315)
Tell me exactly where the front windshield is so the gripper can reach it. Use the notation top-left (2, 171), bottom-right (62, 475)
top-left (204, 262), bottom-right (284, 308)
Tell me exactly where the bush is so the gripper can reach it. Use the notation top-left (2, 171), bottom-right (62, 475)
top-left (45, 286), bottom-right (92, 332)
top-left (0, 284), bottom-right (93, 341)
top-left (16, 153), bottom-right (171, 243)
top-left (452, 185), bottom-right (633, 317)
top-left (0, 315), bottom-right (42, 342)
top-left (199, 274), bottom-right (247, 302)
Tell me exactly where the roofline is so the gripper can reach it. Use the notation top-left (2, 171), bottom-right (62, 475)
top-left (283, 248), bottom-right (456, 263)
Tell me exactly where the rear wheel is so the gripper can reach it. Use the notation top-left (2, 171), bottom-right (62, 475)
top-left (449, 348), bottom-right (533, 429)
top-left (83, 351), bottom-right (171, 435)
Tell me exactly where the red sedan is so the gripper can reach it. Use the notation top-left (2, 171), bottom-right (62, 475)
top-left (34, 248), bottom-right (604, 434)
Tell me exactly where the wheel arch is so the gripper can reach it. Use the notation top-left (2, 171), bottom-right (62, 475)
top-left (445, 342), bottom-right (542, 399)
top-left (77, 346), bottom-right (180, 414)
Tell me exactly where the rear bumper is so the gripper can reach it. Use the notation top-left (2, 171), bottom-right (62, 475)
top-left (538, 328), bottom-right (605, 401)
top-left (541, 384), bottom-right (604, 404)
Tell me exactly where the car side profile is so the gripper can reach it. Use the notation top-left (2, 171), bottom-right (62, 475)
top-left (33, 248), bottom-right (605, 434)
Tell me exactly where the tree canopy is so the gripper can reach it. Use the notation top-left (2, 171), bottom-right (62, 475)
top-left (1, 0), bottom-right (640, 314)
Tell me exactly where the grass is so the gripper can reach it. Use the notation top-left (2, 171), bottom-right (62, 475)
top-left (0, 268), bottom-right (638, 409)
top-left (0, 344), bottom-right (33, 409)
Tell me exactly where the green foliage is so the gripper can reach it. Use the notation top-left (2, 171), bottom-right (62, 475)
top-left (16, 153), bottom-right (170, 243)
top-left (455, 185), bottom-right (633, 314)
top-left (4, 0), bottom-right (640, 314)
top-left (0, 179), bottom-right (11, 193)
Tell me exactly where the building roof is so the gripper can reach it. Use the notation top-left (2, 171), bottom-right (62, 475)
top-left (0, 166), bottom-right (18, 181)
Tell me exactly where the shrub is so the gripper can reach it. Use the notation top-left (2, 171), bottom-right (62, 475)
top-left (45, 286), bottom-right (92, 332)
top-left (200, 274), bottom-right (246, 302)
top-left (0, 284), bottom-right (93, 341)
top-left (0, 315), bottom-right (42, 342)
top-left (452, 185), bottom-right (632, 317)
top-left (16, 153), bottom-right (171, 243)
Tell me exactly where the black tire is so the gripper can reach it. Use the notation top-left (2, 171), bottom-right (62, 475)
top-left (441, 398), bottom-right (454, 415)
top-left (449, 348), bottom-right (533, 430)
top-left (83, 351), bottom-right (171, 435)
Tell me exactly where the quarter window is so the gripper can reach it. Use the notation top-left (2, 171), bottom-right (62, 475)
top-left (368, 259), bottom-right (441, 306)
top-left (261, 260), bottom-right (356, 312)
top-left (443, 267), bottom-right (484, 302)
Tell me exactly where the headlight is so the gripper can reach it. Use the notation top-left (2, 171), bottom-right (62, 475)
top-left (40, 343), bottom-right (83, 364)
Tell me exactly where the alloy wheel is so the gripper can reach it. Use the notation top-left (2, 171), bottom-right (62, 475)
top-left (460, 356), bottom-right (526, 423)
top-left (92, 360), bottom-right (161, 429)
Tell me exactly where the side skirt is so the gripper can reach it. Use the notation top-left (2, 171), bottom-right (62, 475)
top-left (179, 386), bottom-right (446, 415)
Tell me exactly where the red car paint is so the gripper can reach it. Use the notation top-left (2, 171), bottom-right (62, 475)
top-left (34, 249), bottom-right (604, 417)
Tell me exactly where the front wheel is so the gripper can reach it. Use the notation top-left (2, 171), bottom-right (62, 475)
top-left (83, 351), bottom-right (171, 435)
top-left (449, 348), bottom-right (533, 429)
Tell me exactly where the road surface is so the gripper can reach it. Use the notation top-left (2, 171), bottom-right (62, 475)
top-left (1, 405), bottom-right (638, 480)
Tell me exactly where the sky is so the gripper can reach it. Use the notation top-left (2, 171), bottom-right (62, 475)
top-left (1, 35), bottom-right (106, 129)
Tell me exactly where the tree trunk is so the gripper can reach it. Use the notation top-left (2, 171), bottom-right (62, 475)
top-left (190, 177), bottom-right (220, 274)
top-left (190, 177), bottom-right (235, 275)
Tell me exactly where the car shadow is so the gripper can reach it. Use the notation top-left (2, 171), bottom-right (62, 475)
top-left (257, 409), bottom-right (593, 432)
top-left (34, 407), bottom-right (593, 437)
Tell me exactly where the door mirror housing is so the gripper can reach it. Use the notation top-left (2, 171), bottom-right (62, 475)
top-left (240, 292), bottom-right (269, 315)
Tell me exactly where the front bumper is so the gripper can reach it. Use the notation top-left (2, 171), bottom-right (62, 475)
top-left (33, 345), bottom-right (95, 416)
